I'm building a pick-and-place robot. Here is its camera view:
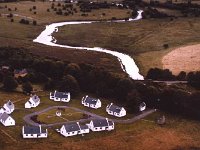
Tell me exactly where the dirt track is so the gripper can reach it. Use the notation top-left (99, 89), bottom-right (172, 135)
top-left (162, 44), bottom-right (200, 75)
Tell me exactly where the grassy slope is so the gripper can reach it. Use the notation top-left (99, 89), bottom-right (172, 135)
top-left (0, 91), bottom-right (200, 150)
top-left (54, 17), bottom-right (200, 75)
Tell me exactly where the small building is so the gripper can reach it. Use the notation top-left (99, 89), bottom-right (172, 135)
top-left (60, 122), bottom-right (89, 137)
top-left (88, 118), bottom-right (114, 132)
top-left (50, 90), bottom-right (70, 102)
top-left (81, 95), bottom-right (101, 109)
top-left (3, 100), bottom-right (15, 114)
top-left (14, 69), bottom-right (28, 78)
top-left (106, 103), bottom-right (126, 117)
top-left (139, 102), bottom-right (146, 112)
top-left (22, 125), bottom-right (48, 138)
top-left (0, 113), bottom-right (15, 126)
top-left (25, 94), bottom-right (40, 108)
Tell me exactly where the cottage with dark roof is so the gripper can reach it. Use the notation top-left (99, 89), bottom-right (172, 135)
top-left (106, 103), bottom-right (126, 117)
top-left (0, 112), bottom-right (15, 126)
top-left (50, 90), bottom-right (70, 102)
top-left (81, 95), bottom-right (101, 109)
top-left (22, 125), bottom-right (48, 138)
top-left (88, 118), bottom-right (114, 132)
top-left (14, 69), bottom-right (28, 78)
top-left (60, 122), bottom-right (89, 137)
top-left (25, 94), bottom-right (40, 108)
top-left (3, 100), bottom-right (15, 114)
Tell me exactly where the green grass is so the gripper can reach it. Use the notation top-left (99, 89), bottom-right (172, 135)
top-left (53, 17), bottom-right (200, 75)
top-left (37, 107), bottom-right (85, 124)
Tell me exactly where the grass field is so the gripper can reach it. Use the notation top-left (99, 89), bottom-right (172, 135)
top-left (37, 107), bottom-right (85, 124)
top-left (54, 17), bottom-right (200, 75)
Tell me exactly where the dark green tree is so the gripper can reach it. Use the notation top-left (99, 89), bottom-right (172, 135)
top-left (3, 76), bottom-right (18, 91)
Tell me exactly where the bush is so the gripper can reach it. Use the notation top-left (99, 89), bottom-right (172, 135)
top-left (33, 20), bottom-right (37, 25)
top-left (47, 8), bottom-right (50, 12)
top-left (163, 43), bottom-right (169, 49)
top-left (11, 18), bottom-right (14, 22)
top-left (3, 76), bottom-right (18, 91)
top-left (33, 6), bottom-right (36, 10)
top-left (22, 82), bottom-right (33, 94)
top-left (33, 11), bottom-right (37, 15)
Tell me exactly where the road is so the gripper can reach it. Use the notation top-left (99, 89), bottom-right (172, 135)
top-left (23, 106), bottom-right (156, 127)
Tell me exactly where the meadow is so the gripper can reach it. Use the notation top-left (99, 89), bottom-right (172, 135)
top-left (53, 17), bottom-right (200, 75)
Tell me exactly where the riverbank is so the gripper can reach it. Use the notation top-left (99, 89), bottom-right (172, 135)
top-left (33, 11), bottom-right (144, 80)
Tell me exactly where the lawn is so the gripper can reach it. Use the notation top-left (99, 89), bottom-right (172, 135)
top-left (37, 107), bottom-right (85, 124)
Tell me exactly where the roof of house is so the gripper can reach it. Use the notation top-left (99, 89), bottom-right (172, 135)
top-left (108, 104), bottom-right (123, 113)
top-left (4, 100), bottom-right (14, 110)
top-left (64, 123), bottom-right (80, 132)
top-left (84, 96), bottom-right (99, 105)
top-left (79, 125), bottom-right (89, 130)
top-left (92, 119), bottom-right (113, 127)
top-left (30, 95), bottom-right (40, 103)
top-left (14, 69), bottom-right (28, 74)
top-left (0, 112), bottom-right (10, 122)
top-left (23, 126), bottom-right (47, 134)
top-left (54, 91), bottom-right (69, 99)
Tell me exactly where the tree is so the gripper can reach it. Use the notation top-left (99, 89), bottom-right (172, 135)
top-left (22, 82), bottom-right (33, 94)
top-left (3, 76), bottom-right (18, 91)
top-left (58, 75), bottom-right (80, 97)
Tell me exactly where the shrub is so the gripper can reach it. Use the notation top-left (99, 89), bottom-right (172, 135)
top-left (22, 82), bottom-right (33, 94)
top-left (33, 20), bottom-right (37, 25)
top-left (33, 6), bottom-right (36, 10)
top-left (11, 18), bottom-right (14, 22)
top-left (47, 8), bottom-right (50, 12)
top-left (3, 76), bottom-right (18, 91)
top-left (33, 11), bottom-right (37, 14)
top-left (163, 43), bottom-right (169, 49)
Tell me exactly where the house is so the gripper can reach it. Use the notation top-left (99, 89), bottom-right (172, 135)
top-left (139, 102), bottom-right (146, 112)
top-left (50, 90), bottom-right (70, 102)
top-left (0, 113), bottom-right (15, 126)
top-left (81, 95), bottom-right (101, 109)
top-left (14, 69), bottom-right (28, 78)
top-left (60, 122), bottom-right (89, 137)
top-left (87, 118), bottom-right (114, 132)
top-left (22, 125), bottom-right (48, 138)
top-left (3, 100), bottom-right (15, 114)
top-left (25, 94), bottom-right (40, 108)
top-left (106, 103), bottom-right (126, 117)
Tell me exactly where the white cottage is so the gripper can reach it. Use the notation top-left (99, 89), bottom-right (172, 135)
top-left (2, 100), bottom-right (15, 114)
top-left (25, 95), bottom-right (40, 108)
top-left (60, 122), bottom-right (89, 137)
top-left (50, 90), bottom-right (70, 102)
top-left (106, 103), bottom-right (126, 117)
top-left (22, 125), bottom-right (48, 138)
top-left (0, 113), bottom-right (15, 126)
top-left (81, 95), bottom-right (101, 109)
top-left (88, 118), bottom-right (114, 132)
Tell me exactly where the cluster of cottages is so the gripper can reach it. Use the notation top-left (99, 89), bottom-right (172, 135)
top-left (22, 118), bottom-right (114, 138)
top-left (0, 100), bottom-right (15, 126)
top-left (50, 91), bottom-right (127, 117)
top-left (0, 90), bottom-right (146, 139)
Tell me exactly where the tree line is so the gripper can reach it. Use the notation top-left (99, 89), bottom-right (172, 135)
top-left (0, 47), bottom-right (200, 120)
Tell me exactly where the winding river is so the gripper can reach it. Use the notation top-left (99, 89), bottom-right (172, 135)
top-left (33, 10), bottom-right (144, 80)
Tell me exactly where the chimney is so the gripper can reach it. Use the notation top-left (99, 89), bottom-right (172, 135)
top-left (39, 125), bottom-right (42, 133)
